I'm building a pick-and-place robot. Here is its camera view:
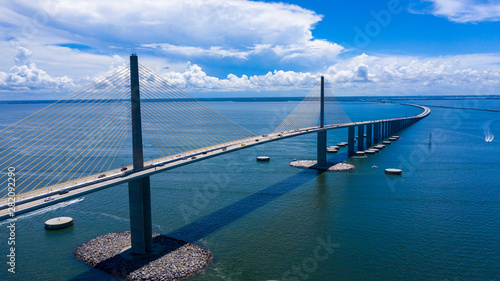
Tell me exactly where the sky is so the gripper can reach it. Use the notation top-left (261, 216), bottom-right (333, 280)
top-left (1, 0), bottom-right (500, 100)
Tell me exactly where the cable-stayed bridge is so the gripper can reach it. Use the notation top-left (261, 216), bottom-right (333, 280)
top-left (0, 55), bottom-right (430, 254)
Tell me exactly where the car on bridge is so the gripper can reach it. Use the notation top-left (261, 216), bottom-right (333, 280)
top-left (58, 189), bottom-right (69, 195)
top-left (98, 174), bottom-right (106, 179)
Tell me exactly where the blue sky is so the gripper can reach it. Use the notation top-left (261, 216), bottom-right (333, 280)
top-left (1, 0), bottom-right (500, 99)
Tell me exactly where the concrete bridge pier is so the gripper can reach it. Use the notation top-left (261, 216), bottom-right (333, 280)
top-left (357, 125), bottom-right (364, 151)
top-left (128, 177), bottom-right (152, 254)
top-left (374, 123), bottom-right (380, 143)
top-left (317, 130), bottom-right (327, 167)
top-left (348, 126), bottom-right (355, 156)
top-left (366, 123), bottom-right (373, 147)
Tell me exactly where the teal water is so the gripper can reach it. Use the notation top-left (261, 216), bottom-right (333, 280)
top-left (0, 99), bottom-right (499, 280)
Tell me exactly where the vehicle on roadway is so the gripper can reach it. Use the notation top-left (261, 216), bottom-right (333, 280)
top-left (44, 197), bottom-right (54, 202)
top-left (58, 189), bottom-right (69, 195)
top-left (98, 174), bottom-right (106, 179)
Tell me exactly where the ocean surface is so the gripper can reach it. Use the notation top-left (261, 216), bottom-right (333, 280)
top-left (0, 98), bottom-right (499, 281)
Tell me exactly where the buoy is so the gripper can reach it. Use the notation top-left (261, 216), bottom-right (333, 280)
top-left (385, 168), bottom-right (402, 175)
top-left (374, 145), bottom-right (385, 149)
top-left (256, 156), bottom-right (270, 162)
top-left (382, 141), bottom-right (391, 145)
top-left (355, 151), bottom-right (366, 156)
top-left (45, 217), bottom-right (74, 230)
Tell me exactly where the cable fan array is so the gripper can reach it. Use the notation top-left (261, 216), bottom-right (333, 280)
top-left (138, 64), bottom-right (256, 159)
top-left (0, 63), bottom-right (256, 201)
top-left (273, 80), bottom-right (352, 133)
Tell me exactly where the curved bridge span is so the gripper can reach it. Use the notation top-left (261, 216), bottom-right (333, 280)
top-left (0, 102), bottom-right (430, 220)
top-left (0, 55), bottom-right (431, 255)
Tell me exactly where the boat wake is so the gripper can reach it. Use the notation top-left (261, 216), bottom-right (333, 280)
top-left (483, 120), bottom-right (496, 143)
top-left (0, 197), bottom-right (84, 226)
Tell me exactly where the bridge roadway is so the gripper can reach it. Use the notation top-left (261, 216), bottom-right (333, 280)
top-left (0, 103), bottom-right (430, 220)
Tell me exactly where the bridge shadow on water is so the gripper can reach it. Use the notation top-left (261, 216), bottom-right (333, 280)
top-left (69, 153), bottom-right (348, 280)
top-left (167, 152), bottom-right (349, 243)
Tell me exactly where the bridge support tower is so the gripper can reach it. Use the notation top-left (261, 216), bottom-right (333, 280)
top-left (317, 76), bottom-right (327, 167)
top-left (128, 54), bottom-right (153, 255)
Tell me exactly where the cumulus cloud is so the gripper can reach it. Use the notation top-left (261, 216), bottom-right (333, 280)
top-left (158, 53), bottom-right (500, 95)
top-left (0, 47), bottom-right (75, 93)
top-left (141, 44), bottom-right (251, 60)
top-left (2, 47), bottom-right (500, 97)
top-left (415, 0), bottom-right (500, 23)
top-left (5, 0), bottom-right (341, 64)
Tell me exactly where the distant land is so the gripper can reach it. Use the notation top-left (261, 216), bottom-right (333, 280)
top-left (1, 95), bottom-right (500, 104)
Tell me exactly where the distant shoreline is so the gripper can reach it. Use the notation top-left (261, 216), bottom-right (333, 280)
top-left (1, 95), bottom-right (500, 104)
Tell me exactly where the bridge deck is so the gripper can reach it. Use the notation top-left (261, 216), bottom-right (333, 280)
top-left (0, 103), bottom-right (430, 220)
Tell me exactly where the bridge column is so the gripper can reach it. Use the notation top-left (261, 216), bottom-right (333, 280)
top-left (128, 54), bottom-right (153, 255)
top-left (348, 126), bottom-right (355, 156)
top-left (357, 125), bottom-right (364, 151)
top-left (317, 76), bottom-right (327, 167)
top-left (374, 123), bottom-right (380, 143)
top-left (366, 123), bottom-right (373, 147)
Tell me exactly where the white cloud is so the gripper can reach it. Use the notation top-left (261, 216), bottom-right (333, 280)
top-left (0, 47), bottom-right (76, 95)
top-left (417, 0), bottom-right (500, 23)
top-left (141, 44), bottom-right (251, 59)
top-left (2, 48), bottom-right (500, 98)
top-left (4, 0), bottom-right (341, 64)
top-left (158, 53), bottom-right (500, 95)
